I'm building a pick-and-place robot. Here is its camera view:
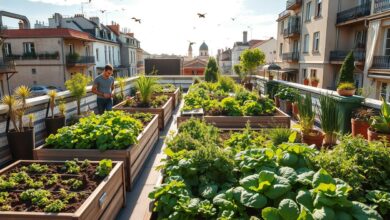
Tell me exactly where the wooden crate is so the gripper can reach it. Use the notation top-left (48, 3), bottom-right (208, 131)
top-left (113, 97), bottom-right (173, 130)
top-left (34, 115), bottom-right (159, 191)
top-left (155, 88), bottom-right (181, 109)
top-left (177, 108), bottom-right (291, 129)
top-left (0, 160), bottom-right (125, 220)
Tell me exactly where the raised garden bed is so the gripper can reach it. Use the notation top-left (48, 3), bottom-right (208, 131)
top-left (34, 112), bottom-right (159, 191)
top-left (155, 87), bottom-right (181, 109)
top-left (113, 96), bottom-right (173, 130)
top-left (177, 108), bottom-right (290, 128)
top-left (0, 159), bottom-right (125, 220)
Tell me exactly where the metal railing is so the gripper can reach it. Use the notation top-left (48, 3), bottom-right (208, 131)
top-left (329, 50), bottom-right (366, 62)
top-left (286, 0), bottom-right (302, 10)
top-left (372, 56), bottom-right (390, 69)
top-left (279, 10), bottom-right (290, 18)
top-left (283, 16), bottom-right (300, 38)
top-left (282, 52), bottom-right (300, 62)
top-left (0, 57), bottom-right (16, 72)
top-left (337, 2), bottom-right (371, 24)
top-left (374, 0), bottom-right (390, 13)
top-left (66, 56), bottom-right (95, 65)
top-left (6, 52), bottom-right (60, 60)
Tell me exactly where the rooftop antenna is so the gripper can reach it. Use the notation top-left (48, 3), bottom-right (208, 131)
top-left (81, 0), bottom-right (91, 15)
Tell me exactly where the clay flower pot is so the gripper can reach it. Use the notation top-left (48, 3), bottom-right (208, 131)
top-left (311, 81), bottom-right (319, 87)
top-left (368, 128), bottom-right (390, 143)
top-left (292, 102), bottom-right (299, 120)
top-left (351, 119), bottom-right (369, 139)
top-left (337, 89), bottom-right (356, 97)
top-left (303, 79), bottom-right (309, 85)
top-left (301, 129), bottom-right (324, 149)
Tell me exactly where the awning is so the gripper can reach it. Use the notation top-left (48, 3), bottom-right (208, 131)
top-left (277, 69), bottom-right (298, 74)
top-left (262, 64), bottom-right (281, 71)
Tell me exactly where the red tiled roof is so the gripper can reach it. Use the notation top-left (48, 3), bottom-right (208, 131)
top-left (3, 28), bottom-right (95, 41)
top-left (250, 38), bottom-right (274, 49)
top-left (248, 40), bottom-right (264, 47)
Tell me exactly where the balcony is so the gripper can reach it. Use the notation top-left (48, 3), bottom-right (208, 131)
top-left (286, 0), bottom-right (302, 10)
top-left (336, 1), bottom-right (371, 24)
top-left (66, 55), bottom-right (95, 66)
top-left (6, 52), bottom-right (60, 60)
top-left (374, 0), bottom-right (390, 13)
top-left (0, 57), bottom-right (16, 73)
top-left (278, 10), bottom-right (291, 20)
top-left (283, 16), bottom-right (301, 38)
top-left (329, 50), bottom-right (366, 63)
top-left (282, 52), bottom-right (299, 62)
top-left (372, 56), bottom-right (390, 69)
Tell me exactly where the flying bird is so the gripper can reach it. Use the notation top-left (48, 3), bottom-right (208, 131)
top-left (132, 17), bottom-right (141, 23)
top-left (231, 17), bottom-right (236, 21)
top-left (188, 41), bottom-right (196, 46)
top-left (100, 10), bottom-right (106, 13)
top-left (197, 13), bottom-right (206, 18)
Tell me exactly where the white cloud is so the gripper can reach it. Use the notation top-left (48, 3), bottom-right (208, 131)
top-left (28, 0), bottom-right (278, 55)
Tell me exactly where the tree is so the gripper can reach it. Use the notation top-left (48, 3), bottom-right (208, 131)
top-left (233, 64), bottom-right (246, 83)
top-left (65, 73), bottom-right (91, 115)
top-left (338, 51), bottom-right (355, 85)
top-left (240, 48), bottom-right (265, 83)
top-left (204, 57), bottom-right (219, 82)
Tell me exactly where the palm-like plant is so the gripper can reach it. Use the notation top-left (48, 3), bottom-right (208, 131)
top-left (2, 95), bottom-right (19, 132)
top-left (14, 85), bottom-right (31, 132)
top-left (135, 75), bottom-right (158, 106)
top-left (318, 94), bottom-right (339, 145)
top-left (116, 77), bottom-right (126, 101)
top-left (297, 93), bottom-right (315, 135)
top-left (370, 98), bottom-right (390, 134)
top-left (48, 90), bottom-right (57, 119)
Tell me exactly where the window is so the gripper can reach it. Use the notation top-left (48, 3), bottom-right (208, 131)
top-left (310, 69), bottom-right (317, 77)
top-left (280, 21), bottom-right (284, 34)
top-left (3, 43), bottom-right (11, 56)
top-left (354, 30), bottom-right (367, 49)
top-left (32, 68), bottom-right (36, 75)
top-left (303, 34), bottom-right (310, 53)
top-left (302, 69), bottom-right (307, 79)
top-left (279, 43), bottom-right (283, 56)
top-left (305, 1), bottom-right (312, 21)
top-left (385, 28), bottom-right (390, 56)
top-left (96, 48), bottom-right (99, 62)
top-left (380, 82), bottom-right (390, 102)
top-left (315, 0), bottom-right (322, 17)
top-left (23, 42), bottom-right (35, 54)
top-left (68, 44), bottom-right (74, 55)
top-left (313, 32), bottom-right (320, 52)
top-left (104, 46), bottom-right (108, 63)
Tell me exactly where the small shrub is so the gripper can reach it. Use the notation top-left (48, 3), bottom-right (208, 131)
top-left (217, 76), bottom-right (236, 92)
top-left (337, 82), bottom-right (356, 90)
top-left (242, 100), bottom-right (263, 116)
top-left (221, 97), bottom-right (242, 116)
top-left (96, 159), bottom-right (113, 177)
top-left (268, 128), bottom-right (296, 145)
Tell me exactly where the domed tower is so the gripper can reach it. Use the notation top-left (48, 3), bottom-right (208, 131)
top-left (199, 42), bottom-right (209, 58)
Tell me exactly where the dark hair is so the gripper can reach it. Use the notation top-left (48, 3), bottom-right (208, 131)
top-left (104, 64), bottom-right (113, 71)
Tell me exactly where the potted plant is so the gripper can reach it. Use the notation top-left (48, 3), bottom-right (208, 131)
top-left (318, 94), bottom-right (339, 147)
top-left (368, 99), bottom-right (390, 142)
top-left (296, 93), bottom-right (324, 148)
top-left (351, 108), bottom-right (374, 139)
top-left (275, 87), bottom-right (298, 115)
top-left (113, 77), bottom-right (126, 105)
top-left (303, 77), bottom-right (309, 85)
top-left (240, 48), bottom-right (265, 91)
top-left (310, 77), bottom-right (320, 87)
top-left (45, 90), bottom-right (66, 136)
top-left (65, 73), bottom-right (91, 120)
top-left (3, 85), bottom-right (35, 160)
top-left (337, 82), bottom-right (356, 96)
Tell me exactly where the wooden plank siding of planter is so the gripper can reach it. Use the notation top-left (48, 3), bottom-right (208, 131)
top-left (0, 160), bottom-right (125, 220)
top-left (113, 97), bottom-right (173, 130)
top-left (177, 108), bottom-right (291, 129)
top-left (155, 88), bottom-right (181, 109)
top-left (33, 115), bottom-right (159, 191)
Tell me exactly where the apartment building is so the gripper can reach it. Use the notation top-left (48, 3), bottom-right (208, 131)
top-left (217, 48), bottom-right (232, 75)
top-left (250, 37), bottom-right (277, 64)
top-left (231, 31), bottom-right (263, 71)
top-left (363, 0), bottom-right (390, 100)
top-left (2, 28), bottom-right (95, 91)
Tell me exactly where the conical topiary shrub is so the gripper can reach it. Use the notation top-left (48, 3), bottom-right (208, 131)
top-left (338, 51), bottom-right (355, 86)
top-left (205, 57), bottom-right (219, 82)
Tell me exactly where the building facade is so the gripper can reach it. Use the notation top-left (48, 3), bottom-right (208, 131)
top-left (250, 37), bottom-right (277, 64)
top-left (217, 48), bottom-right (232, 75)
top-left (183, 42), bottom-right (209, 75)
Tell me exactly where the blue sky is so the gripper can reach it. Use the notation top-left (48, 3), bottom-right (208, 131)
top-left (1, 0), bottom-right (284, 55)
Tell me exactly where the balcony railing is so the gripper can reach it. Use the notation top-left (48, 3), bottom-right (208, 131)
top-left (0, 57), bottom-right (16, 73)
top-left (372, 56), bottom-right (390, 69)
top-left (282, 52), bottom-right (300, 62)
top-left (283, 16), bottom-right (301, 38)
top-left (278, 10), bottom-right (290, 19)
top-left (329, 50), bottom-right (366, 62)
top-left (374, 0), bottom-right (390, 13)
top-left (286, 0), bottom-right (302, 10)
top-left (337, 1), bottom-right (371, 24)
top-left (66, 55), bottom-right (95, 65)
top-left (6, 52), bottom-right (60, 60)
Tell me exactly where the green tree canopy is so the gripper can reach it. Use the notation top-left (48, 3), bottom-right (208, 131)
top-left (65, 73), bottom-right (91, 115)
top-left (240, 48), bottom-right (266, 75)
top-left (205, 57), bottom-right (219, 82)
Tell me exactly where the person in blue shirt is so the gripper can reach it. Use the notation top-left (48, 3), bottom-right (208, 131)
top-left (92, 64), bottom-right (115, 114)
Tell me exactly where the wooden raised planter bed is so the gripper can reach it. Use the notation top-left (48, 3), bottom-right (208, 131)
top-left (177, 108), bottom-right (290, 129)
top-left (113, 97), bottom-right (173, 130)
top-left (0, 160), bottom-right (125, 220)
top-left (155, 88), bottom-right (181, 109)
top-left (34, 115), bottom-right (159, 191)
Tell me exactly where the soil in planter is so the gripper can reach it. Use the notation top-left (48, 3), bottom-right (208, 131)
top-left (123, 95), bottom-right (169, 108)
top-left (0, 160), bottom-right (112, 213)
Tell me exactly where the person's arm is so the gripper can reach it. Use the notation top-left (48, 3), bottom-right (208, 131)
top-left (111, 79), bottom-right (115, 98)
top-left (92, 84), bottom-right (103, 97)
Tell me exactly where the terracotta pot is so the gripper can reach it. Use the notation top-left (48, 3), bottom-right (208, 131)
top-left (303, 79), bottom-right (309, 85)
top-left (45, 115), bottom-right (66, 136)
top-left (311, 81), bottom-right (319, 87)
top-left (337, 89), bottom-right (356, 97)
top-left (351, 119), bottom-right (369, 139)
top-left (279, 99), bottom-right (292, 115)
top-left (274, 96), bottom-right (280, 107)
top-left (323, 133), bottom-right (337, 147)
top-left (368, 128), bottom-right (390, 143)
top-left (301, 129), bottom-right (324, 149)
top-left (292, 102), bottom-right (299, 120)
top-left (7, 127), bottom-right (35, 160)
top-left (269, 76), bottom-right (274, 80)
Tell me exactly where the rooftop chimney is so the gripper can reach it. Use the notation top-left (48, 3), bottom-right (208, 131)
top-left (18, 20), bottom-right (24, 29)
top-left (243, 31), bottom-right (248, 44)
top-left (107, 23), bottom-right (120, 36)
top-left (90, 17), bottom-right (100, 25)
